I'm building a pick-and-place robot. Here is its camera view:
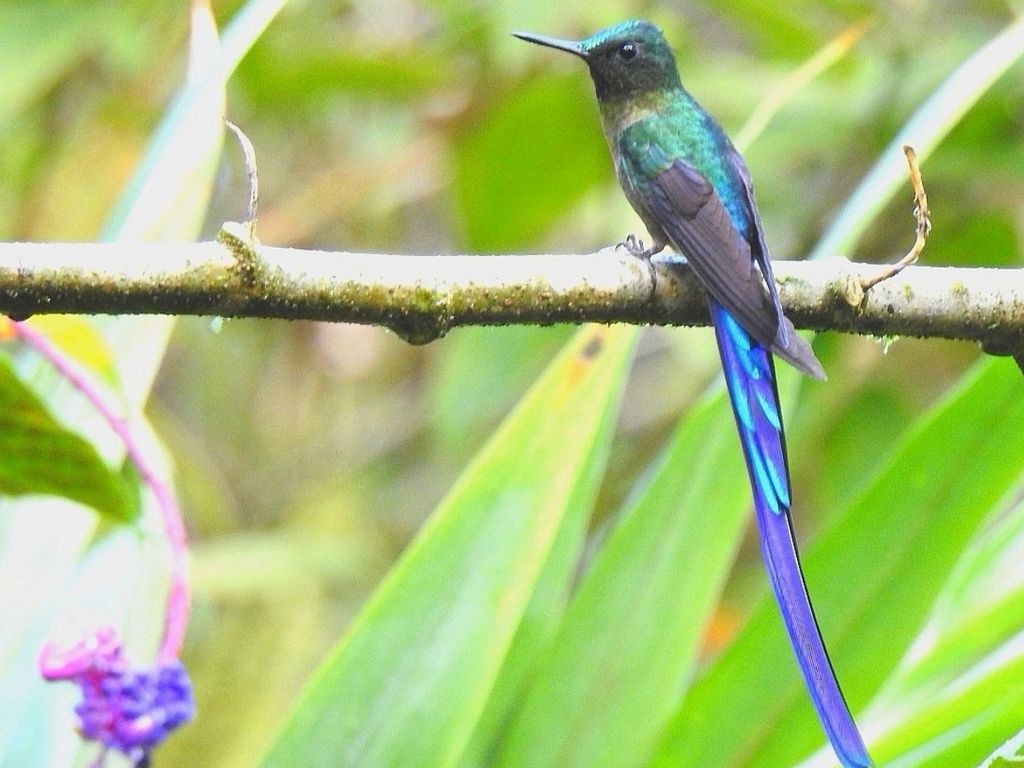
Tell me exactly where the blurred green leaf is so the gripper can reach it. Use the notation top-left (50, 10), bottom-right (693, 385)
top-left (101, 1), bottom-right (225, 242)
top-left (735, 20), bottom-right (868, 151)
top-left (825, 499), bottom-right (1024, 765)
top-left (456, 325), bottom-right (641, 768)
top-left (888, 498), bottom-right (1024, 699)
top-left (102, 0), bottom-right (288, 244)
top-left (811, 14), bottom-right (1024, 259)
top-left (431, 325), bottom-right (573, 450)
top-left (239, 44), bottom-right (453, 104)
top-left (0, 355), bottom-right (136, 521)
top-left (0, 2), bottom-right (103, 129)
top-left (453, 74), bottom-right (608, 250)
top-left (702, 0), bottom-right (822, 59)
top-left (490, 384), bottom-right (752, 768)
top-left (651, 358), bottom-right (1024, 767)
top-left (795, 380), bottom-right (912, 519)
top-left (934, 213), bottom-right (1019, 268)
top-left (863, 635), bottom-right (1024, 768)
top-left (979, 728), bottom-right (1024, 767)
top-left (260, 325), bottom-right (635, 768)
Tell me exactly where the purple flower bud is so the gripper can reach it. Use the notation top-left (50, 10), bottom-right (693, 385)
top-left (40, 628), bottom-right (195, 768)
top-left (39, 626), bottom-right (125, 680)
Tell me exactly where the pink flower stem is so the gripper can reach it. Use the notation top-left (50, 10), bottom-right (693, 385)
top-left (12, 321), bottom-right (189, 662)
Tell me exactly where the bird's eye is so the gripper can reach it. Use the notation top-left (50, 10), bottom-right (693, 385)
top-left (617, 42), bottom-right (637, 60)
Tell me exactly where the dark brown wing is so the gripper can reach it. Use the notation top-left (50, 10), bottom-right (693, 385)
top-left (644, 158), bottom-right (781, 349)
top-left (641, 157), bottom-right (825, 379)
top-left (729, 149), bottom-right (787, 346)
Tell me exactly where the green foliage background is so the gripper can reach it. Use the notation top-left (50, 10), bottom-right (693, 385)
top-left (1, 1), bottom-right (1024, 767)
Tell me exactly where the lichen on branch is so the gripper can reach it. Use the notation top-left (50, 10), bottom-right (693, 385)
top-left (0, 237), bottom-right (1022, 356)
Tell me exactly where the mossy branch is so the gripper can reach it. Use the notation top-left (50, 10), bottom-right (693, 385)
top-left (1, 232), bottom-right (1022, 355)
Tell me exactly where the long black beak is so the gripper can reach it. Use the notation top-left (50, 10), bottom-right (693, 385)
top-left (512, 31), bottom-right (587, 59)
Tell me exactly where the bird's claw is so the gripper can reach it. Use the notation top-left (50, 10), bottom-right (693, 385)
top-left (617, 233), bottom-right (651, 259)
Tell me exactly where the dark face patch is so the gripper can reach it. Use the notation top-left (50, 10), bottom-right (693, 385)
top-left (580, 21), bottom-right (681, 102)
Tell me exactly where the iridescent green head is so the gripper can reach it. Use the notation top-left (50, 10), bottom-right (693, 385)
top-left (514, 20), bottom-right (682, 103)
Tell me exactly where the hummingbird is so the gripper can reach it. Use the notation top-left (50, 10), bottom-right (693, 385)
top-left (514, 20), bottom-right (871, 768)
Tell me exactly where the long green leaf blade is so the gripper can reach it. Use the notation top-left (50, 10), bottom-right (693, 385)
top-left (452, 330), bottom-right (628, 767)
top-left (650, 358), bottom-right (1024, 767)
top-left (102, 0), bottom-right (289, 242)
top-left (810, 15), bottom-right (1024, 259)
top-left (886, 498), bottom-right (1024, 700)
top-left (259, 325), bottom-right (636, 768)
top-left (862, 635), bottom-right (1024, 767)
top-left (491, 383), bottom-right (751, 768)
top-left (978, 726), bottom-right (1024, 767)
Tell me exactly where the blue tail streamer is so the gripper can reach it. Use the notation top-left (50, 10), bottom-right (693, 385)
top-left (710, 300), bottom-right (871, 768)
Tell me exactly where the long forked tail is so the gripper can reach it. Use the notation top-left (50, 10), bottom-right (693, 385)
top-left (709, 300), bottom-right (872, 768)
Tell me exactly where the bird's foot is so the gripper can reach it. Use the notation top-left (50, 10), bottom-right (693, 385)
top-left (616, 233), bottom-right (661, 260)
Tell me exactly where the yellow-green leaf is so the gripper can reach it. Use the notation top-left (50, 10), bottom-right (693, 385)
top-left (0, 355), bottom-right (136, 521)
top-left (260, 325), bottom-right (636, 768)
